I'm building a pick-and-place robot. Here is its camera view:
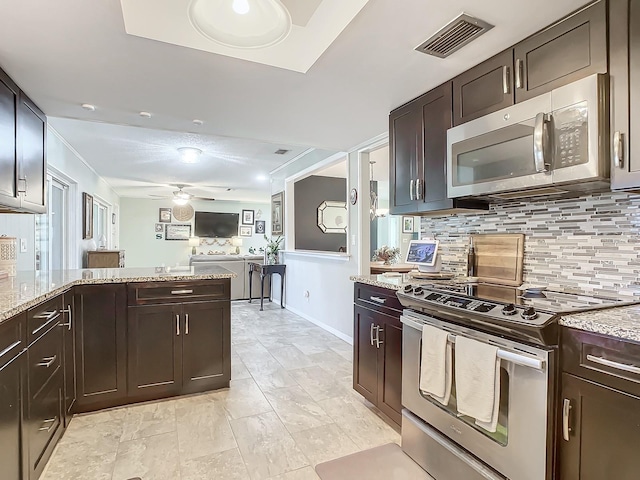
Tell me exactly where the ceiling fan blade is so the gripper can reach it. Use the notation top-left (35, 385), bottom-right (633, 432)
top-left (194, 196), bottom-right (216, 201)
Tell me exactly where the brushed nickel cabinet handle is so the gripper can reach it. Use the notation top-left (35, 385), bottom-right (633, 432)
top-left (37, 355), bottom-right (57, 368)
top-left (185, 313), bottom-right (189, 335)
top-left (370, 323), bottom-right (375, 346)
top-left (32, 311), bottom-right (61, 335)
top-left (0, 341), bottom-right (21, 360)
top-left (613, 131), bottom-right (624, 169)
top-left (562, 398), bottom-right (572, 441)
top-left (370, 296), bottom-right (386, 304)
top-left (409, 179), bottom-right (415, 201)
top-left (502, 65), bottom-right (510, 94)
top-left (375, 326), bottom-right (384, 349)
top-left (176, 314), bottom-right (180, 336)
top-left (171, 289), bottom-right (193, 295)
top-left (39, 418), bottom-right (56, 432)
top-left (60, 304), bottom-right (72, 330)
top-left (416, 178), bottom-right (423, 200)
top-left (586, 354), bottom-right (640, 375)
top-left (515, 59), bottom-right (523, 89)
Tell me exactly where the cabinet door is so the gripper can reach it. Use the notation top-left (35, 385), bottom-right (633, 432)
top-left (389, 105), bottom-right (420, 214)
top-left (452, 50), bottom-right (514, 126)
top-left (514, 0), bottom-right (606, 103)
top-left (128, 304), bottom-right (182, 400)
top-left (559, 373), bottom-right (640, 480)
top-left (377, 313), bottom-right (402, 426)
top-left (353, 306), bottom-right (379, 404)
top-left (74, 284), bottom-right (127, 412)
top-left (0, 70), bottom-right (19, 210)
top-left (17, 92), bottom-right (46, 213)
top-left (0, 352), bottom-right (24, 480)
top-left (61, 291), bottom-right (75, 425)
top-left (181, 301), bottom-right (230, 393)
top-left (419, 82), bottom-right (452, 208)
top-left (611, 0), bottom-right (640, 189)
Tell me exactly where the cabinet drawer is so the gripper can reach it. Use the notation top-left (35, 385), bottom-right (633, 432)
top-left (562, 327), bottom-right (640, 397)
top-left (28, 369), bottom-right (62, 476)
top-left (28, 324), bottom-right (63, 400)
top-left (354, 283), bottom-right (403, 314)
top-left (0, 313), bottom-right (25, 367)
top-left (128, 280), bottom-right (230, 305)
top-left (28, 295), bottom-right (63, 344)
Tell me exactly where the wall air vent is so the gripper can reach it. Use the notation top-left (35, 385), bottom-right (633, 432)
top-left (416, 13), bottom-right (494, 58)
top-left (274, 149), bottom-right (290, 155)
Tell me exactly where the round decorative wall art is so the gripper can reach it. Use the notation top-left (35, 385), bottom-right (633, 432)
top-left (172, 204), bottom-right (194, 222)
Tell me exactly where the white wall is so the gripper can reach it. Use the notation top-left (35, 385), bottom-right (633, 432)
top-left (120, 197), bottom-right (271, 268)
top-left (0, 127), bottom-right (120, 271)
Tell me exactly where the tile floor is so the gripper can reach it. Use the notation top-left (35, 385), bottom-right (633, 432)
top-left (41, 301), bottom-right (400, 480)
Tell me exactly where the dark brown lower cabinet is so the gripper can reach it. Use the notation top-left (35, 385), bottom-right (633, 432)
top-left (74, 284), bottom-right (127, 412)
top-left (559, 372), bottom-right (640, 479)
top-left (353, 304), bottom-right (402, 426)
top-left (0, 350), bottom-right (25, 480)
top-left (128, 300), bottom-right (231, 401)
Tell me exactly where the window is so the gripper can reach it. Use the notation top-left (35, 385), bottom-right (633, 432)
top-left (36, 176), bottom-right (69, 272)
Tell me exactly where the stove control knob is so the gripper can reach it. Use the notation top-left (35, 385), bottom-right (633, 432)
top-left (413, 286), bottom-right (424, 296)
top-left (403, 285), bottom-right (414, 294)
top-left (501, 304), bottom-right (517, 316)
top-left (521, 306), bottom-right (538, 320)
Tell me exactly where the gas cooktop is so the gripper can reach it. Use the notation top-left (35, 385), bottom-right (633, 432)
top-left (396, 282), bottom-right (637, 346)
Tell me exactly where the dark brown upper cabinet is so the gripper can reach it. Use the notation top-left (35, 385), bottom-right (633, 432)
top-left (389, 101), bottom-right (421, 214)
top-left (0, 70), bottom-right (20, 211)
top-left (513, 0), bottom-right (607, 103)
top-left (610, 0), bottom-right (640, 190)
top-left (452, 50), bottom-right (514, 126)
top-left (0, 65), bottom-right (46, 214)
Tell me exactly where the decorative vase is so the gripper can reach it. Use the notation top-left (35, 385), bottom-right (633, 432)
top-left (267, 252), bottom-right (278, 265)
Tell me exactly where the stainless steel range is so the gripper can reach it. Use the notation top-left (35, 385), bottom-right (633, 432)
top-left (398, 282), bottom-right (633, 480)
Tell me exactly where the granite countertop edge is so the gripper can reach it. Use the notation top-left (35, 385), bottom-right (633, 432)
top-left (0, 271), bottom-right (236, 324)
top-left (349, 275), bottom-right (404, 291)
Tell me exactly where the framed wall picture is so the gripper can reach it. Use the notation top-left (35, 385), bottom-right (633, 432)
top-left (271, 191), bottom-right (284, 235)
top-left (255, 220), bottom-right (266, 234)
top-left (82, 192), bottom-right (93, 239)
top-left (239, 226), bottom-right (252, 237)
top-left (154, 223), bottom-right (164, 233)
top-left (165, 224), bottom-right (192, 240)
top-left (159, 208), bottom-right (172, 223)
top-left (402, 216), bottom-right (415, 233)
top-left (242, 209), bottom-right (255, 225)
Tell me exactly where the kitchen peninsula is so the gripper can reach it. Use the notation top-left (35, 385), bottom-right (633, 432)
top-left (0, 265), bottom-right (234, 480)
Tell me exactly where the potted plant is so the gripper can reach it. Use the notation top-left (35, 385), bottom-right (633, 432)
top-left (372, 245), bottom-right (400, 265)
top-left (264, 235), bottom-right (284, 264)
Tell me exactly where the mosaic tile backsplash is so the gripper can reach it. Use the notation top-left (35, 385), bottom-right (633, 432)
top-left (420, 192), bottom-right (640, 297)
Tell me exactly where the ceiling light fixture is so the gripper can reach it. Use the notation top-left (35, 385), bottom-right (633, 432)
top-left (257, 174), bottom-right (267, 181)
top-left (188, 0), bottom-right (292, 49)
top-left (81, 103), bottom-right (96, 111)
top-left (173, 196), bottom-right (190, 206)
top-left (177, 147), bottom-right (202, 164)
top-left (192, 119), bottom-right (204, 126)
top-left (139, 111), bottom-right (152, 118)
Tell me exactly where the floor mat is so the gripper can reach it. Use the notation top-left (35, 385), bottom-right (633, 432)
top-left (315, 443), bottom-right (433, 480)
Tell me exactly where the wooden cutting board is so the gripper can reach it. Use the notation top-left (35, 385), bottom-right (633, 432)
top-left (471, 233), bottom-right (525, 286)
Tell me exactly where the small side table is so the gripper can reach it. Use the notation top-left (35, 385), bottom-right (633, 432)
top-left (248, 263), bottom-right (286, 311)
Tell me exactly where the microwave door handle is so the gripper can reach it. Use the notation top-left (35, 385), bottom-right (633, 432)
top-left (533, 113), bottom-right (550, 173)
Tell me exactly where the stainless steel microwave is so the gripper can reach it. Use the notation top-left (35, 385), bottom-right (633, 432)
top-left (447, 74), bottom-right (609, 201)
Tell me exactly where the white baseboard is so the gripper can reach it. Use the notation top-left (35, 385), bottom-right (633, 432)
top-left (285, 304), bottom-right (353, 345)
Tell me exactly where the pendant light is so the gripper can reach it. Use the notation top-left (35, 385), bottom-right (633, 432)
top-left (188, 0), bottom-right (292, 49)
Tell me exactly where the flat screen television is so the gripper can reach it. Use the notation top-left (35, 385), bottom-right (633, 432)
top-left (194, 212), bottom-right (239, 238)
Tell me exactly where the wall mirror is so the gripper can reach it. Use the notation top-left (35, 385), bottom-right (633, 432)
top-left (317, 201), bottom-right (347, 233)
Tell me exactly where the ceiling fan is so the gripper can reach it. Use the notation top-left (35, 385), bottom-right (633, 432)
top-left (150, 184), bottom-right (217, 205)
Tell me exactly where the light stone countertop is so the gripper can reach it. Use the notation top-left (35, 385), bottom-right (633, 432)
top-left (560, 304), bottom-right (640, 343)
top-left (350, 274), bottom-right (410, 291)
top-left (0, 265), bottom-right (236, 323)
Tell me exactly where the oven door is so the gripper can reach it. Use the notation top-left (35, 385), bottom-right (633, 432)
top-left (401, 311), bottom-right (554, 480)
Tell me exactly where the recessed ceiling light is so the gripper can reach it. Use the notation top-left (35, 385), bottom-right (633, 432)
top-left (192, 119), bottom-right (204, 126)
top-left (139, 111), bottom-right (152, 118)
top-left (178, 147), bottom-right (203, 163)
top-left (257, 174), bottom-right (268, 181)
top-left (81, 103), bottom-right (96, 111)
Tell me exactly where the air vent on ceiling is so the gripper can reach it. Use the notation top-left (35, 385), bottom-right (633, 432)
top-left (416, 13), bottom-right (494, 58)
top-left (274, 149), bottom-right (290, 155)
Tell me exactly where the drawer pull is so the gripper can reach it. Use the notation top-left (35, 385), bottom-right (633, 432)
top-left (39, 418), bottom-right (56, 432)
top-left (586, 354), bottom-right (640, 375)
top-left (185, 313), bottom-right (189, 335)
top-left (370, 323), bottom-right (375, 346)
top-left (375, 326), bottom-right (384, 349)
top-left (0, 340), bottom-right (21, 360)
top-left (562, 398), bottom-right (572, 442)
top-left (37, 355), bottom-right (57, 368)
top-left (370, 296), bottom-right (386, 304)
top-left (60, 305), bottom-right (72, 331)
top-left (33, 310), bottom-right (58, 321)
top-left (171, 289), bottom-right (193, 295)
top-left (176, 314), bottom-right (180, 336)
top-left (32, 312), bottom-right (61, 335)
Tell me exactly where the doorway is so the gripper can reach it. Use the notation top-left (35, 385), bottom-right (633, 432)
top-left (36, 175), bottom-right (69, 272)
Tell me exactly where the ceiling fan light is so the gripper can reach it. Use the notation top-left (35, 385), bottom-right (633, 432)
top-left (173, 196), bottom-right (190, 206)
top-left (178, 147), bottom-right (202, 163)
top-left (188, 0), bottom-right (292, 49)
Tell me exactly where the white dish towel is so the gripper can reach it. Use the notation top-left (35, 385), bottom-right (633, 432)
top-left (454, 336), bottom-right (501, 433)
top-left (419, 324), bottom-right (452, 406)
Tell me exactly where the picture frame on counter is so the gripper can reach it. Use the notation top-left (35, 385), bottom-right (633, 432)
top-left (242, 209), bottom-right (255, 225)
top-left (239, 226), bottom-right (252, 237)
top-left (159, 208), bottom-right (172, 223)
top-left (165, 224), bottom-right (191, 240)
top-left (82, 192), bottom-right (94, 239)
